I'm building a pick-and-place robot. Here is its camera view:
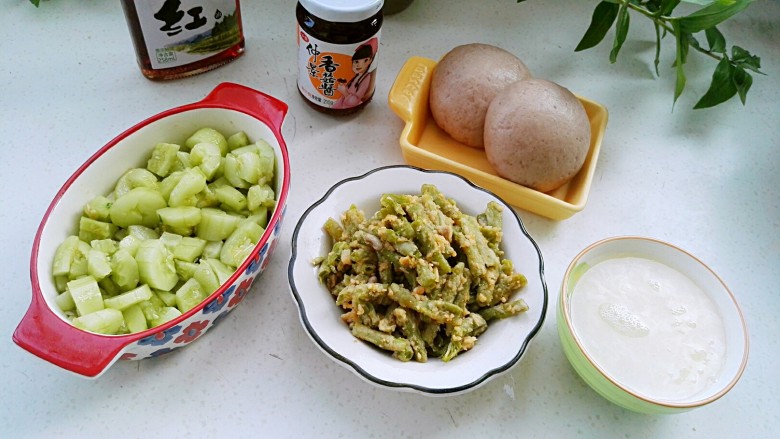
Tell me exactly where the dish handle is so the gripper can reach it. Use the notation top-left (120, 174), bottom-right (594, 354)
top-left (388, 56), bottom-right (437, 125)
top-left (13, 291), bottom-right (128, 378)
top-left (198, 82), bottom-right (289, 134)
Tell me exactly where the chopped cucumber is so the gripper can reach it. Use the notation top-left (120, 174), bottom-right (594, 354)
top-left (104, 284), bottom-right (153, 310)
top-left (79, 216), bottom-right (118, 242)
top-left (147, 143), bottom-right (181, 177)
top-left (69, 240), bottom-right (92, 279)
top-left (215, 185), bottom-right (248, 212)
top-left (110, 249), bottom-right (140, 290)
top-left (122, 304), bottom-right (148, 333)
top-left (150, 306), bottom-right (182, 327)
top-left (90, 238), bottom-right (118, 255)
top-left (202, 241), bottom-right (222, 259)
top-left (223, 153), bottom-right (250, 189)
top-left (193, 261), bottom-right (219, 293)
top-left (83, 195), bottom-right (112, 221)
top-left (135, 239), bottom-right (178, 291)
top-left (160, 170), bottom-right (184, 202)
top-left (255, 140), bottom-right (276, 185)
top-left (235, 151), bottom-right (262, 185)
top-left (190, 142), bottom-right (223, 180)
top-left (67, 276), bottom-right (105, 316)
top-left (220, 220), bottom-right (264, 267)
top-left (114, 168), bottom-right (159, 199)
top-left (158, 206), bottom-right (202, 235)
top-left (197, 208), bottom-right (240, 241)
top-left (206, 258), bottom-right (234, 284)
top-left (174, 259), bottom-right (199, 281)
top-left (247, 184), bottom-right (275, 211)
top-left (109, 187), bottom-right (166, 228)
top-left (99, 276), bottom-right (122, 297)
top-left (175, 278), bottom-right (207, 313)
top-left (72, 308), bottom-right (124, 335)
top-left (227, 131), bottom-right (250, 150)
top-left (128, 224), bottom-right (160, 240)
top-left (155, 289), bottom-right (178, 307)
top-left (52, 235), bottom-right (80, 277)
top-left (54, 274), bottom-right (69, 293)
top-left (168, 167), bottom-right (207, 207)
top-left (55, 290), bottom-right (75, 312)
top-left (185, 127), bottom-right (228, 155)
top-left (118, 234), bottom-right (142, 256)
top-left (87, 249), bottom-right (112, 281)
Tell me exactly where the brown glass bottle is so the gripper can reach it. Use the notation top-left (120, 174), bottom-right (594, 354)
top-left (296, 1), bottom-right (383, 115)
top-left (121, 1), bottom-right (245, 80)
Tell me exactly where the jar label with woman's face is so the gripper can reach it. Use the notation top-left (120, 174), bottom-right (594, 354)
top-left (297, 28), bottom-right (381, 110)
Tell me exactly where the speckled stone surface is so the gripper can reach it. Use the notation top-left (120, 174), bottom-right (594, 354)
top-left (1, 1), bottom-right (778, 437)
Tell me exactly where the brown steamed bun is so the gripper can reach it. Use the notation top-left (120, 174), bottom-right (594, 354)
top-left (483, 78), bottom-right (591, 193)
top-left (429, 43), bottom-right (531, 148)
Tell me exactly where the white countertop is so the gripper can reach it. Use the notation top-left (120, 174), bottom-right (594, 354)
top-left (2, 1), bottom-right (778, 437)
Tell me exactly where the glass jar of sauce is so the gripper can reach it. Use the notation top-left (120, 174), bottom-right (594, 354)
top-left (121, 0), bottom-right (245, 80)
top-left (296, 0), bottom-right (384, 115)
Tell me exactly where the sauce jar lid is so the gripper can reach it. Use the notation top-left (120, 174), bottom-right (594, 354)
top-left (299, 0), bottom-right (384, 23)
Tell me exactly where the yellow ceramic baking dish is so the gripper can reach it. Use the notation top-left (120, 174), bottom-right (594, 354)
top-left (387, 56), bottom-right (608, 221)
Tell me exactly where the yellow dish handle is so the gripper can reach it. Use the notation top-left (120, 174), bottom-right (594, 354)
top-left (388, 56), bottom-right (437, 124)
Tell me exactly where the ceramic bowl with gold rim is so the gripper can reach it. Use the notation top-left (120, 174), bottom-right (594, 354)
top-left (558, 236), bottom-right (749, 414)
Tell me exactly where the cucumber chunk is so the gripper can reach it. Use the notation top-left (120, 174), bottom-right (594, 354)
top-left (67, 276), bottom-right (105, 316)
top-left (114, 168), bottom-right (159, 199)
top-left (235, 151), bottom-right (262, 185)
top-left (83, 195), bottom-right (113, 221)
top-left (128, 224), bottom-right (160, 240)
top-left (185, 127), bottom-right (228, 155)
top-left (247, 184), bottom-right (275, 211)
top-left (90, 239), bottom-right (118, 255)
top-left (168, 167), bottom-right (207, 207)
top-left (175, 278), bottom-right (207, 313)
top-left (158, 206), bottom-right (202, 235)
top-left (206, 258), bottom-right (234, 284)
top-left (79, 216), bottom-right (118, 242)
top-left (87, 249), bottom-right (112, 281)
top-left (197, 208), bottom-right (240, 241)
top-left (150, 306), bottom-right (183, 327)
top-left (110, 249), bottom-right (140, 290)
top-left (227, 131), bottom-right (250, 150)
top-left (215, 185), bottom-right (248, 212)
top-left (255, 140), bottom-right (276, 185)
top-left (190, 142), bottom-right (223, 180)
top-left (174, 260), bottom-right (199, 281)
top-left (135, 239), bottom-right (178, 291)
top-left (109, 187), bottom-right (166, 228)
top-left (220, 221), bottom-right (264, 267)
top-left (147, 143), bottom-right (181, 177)
top-left (122, 304), bottom-right (148, 333)
top-left (53, 235), bottom-right (80, 277)
top-left (202, 241), bottom-right (222, 259)
top-left (222, 153), bottom-right (250, 189)
top-left (104, 284), bottom-right (153, 310)
top-left (55, 290), bottom-right (75, 312)
top-left (69, 240), bottom-right (92, 279)
top-left (72, 308), bottom-right (124, 335)
top-left (160, 170), bottom-right (184, 202)
top-left (155, 289), bottom-right (178, 307)
top-left (193, 261), bottom-right (219, 293)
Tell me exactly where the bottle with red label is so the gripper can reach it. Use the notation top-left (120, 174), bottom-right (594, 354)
top-left (296, 0), bottom-right (384, 115)
top-left (121, 0), bottom-right (245, 80)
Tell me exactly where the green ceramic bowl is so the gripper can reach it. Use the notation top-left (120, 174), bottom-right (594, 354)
top-left (558, 236), bottom-right (749, 414)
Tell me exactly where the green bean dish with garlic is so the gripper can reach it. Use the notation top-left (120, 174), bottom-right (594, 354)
top-left (315, 184), bottom-right (529, 362)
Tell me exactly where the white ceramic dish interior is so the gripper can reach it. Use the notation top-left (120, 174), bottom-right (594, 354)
top-left (288, 165), bottom-right (547, 395)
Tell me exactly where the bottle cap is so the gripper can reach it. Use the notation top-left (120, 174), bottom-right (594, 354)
top-left (299, 0), bottom-right (384, 23)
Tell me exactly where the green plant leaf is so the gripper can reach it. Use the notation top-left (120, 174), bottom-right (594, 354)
top-left (705, 26), bottom-right (727, 53)
top-left (609, 2), bottom-right (630, 63)
top-left (677, 0), bottom-right (755, 34)
top-left (732, 45), bottom-right (763, 73)
top-left (732, 66), bottom-right (753, 104)
top-left (30, 0), bottom-right (41, 6)
top-left (659, 0), bottom-right (683, 16)
top-left (672, 21), bottom-right (687, 105)
top-left (575, 2), bottom-right (621, 52)
top-left (694, 57), bottom-right (738, 108)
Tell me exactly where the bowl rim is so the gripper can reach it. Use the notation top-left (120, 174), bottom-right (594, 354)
top-left (559, 235), bottom-right (750, 408)
top-left (287, 164), bottom-right (548, 394)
